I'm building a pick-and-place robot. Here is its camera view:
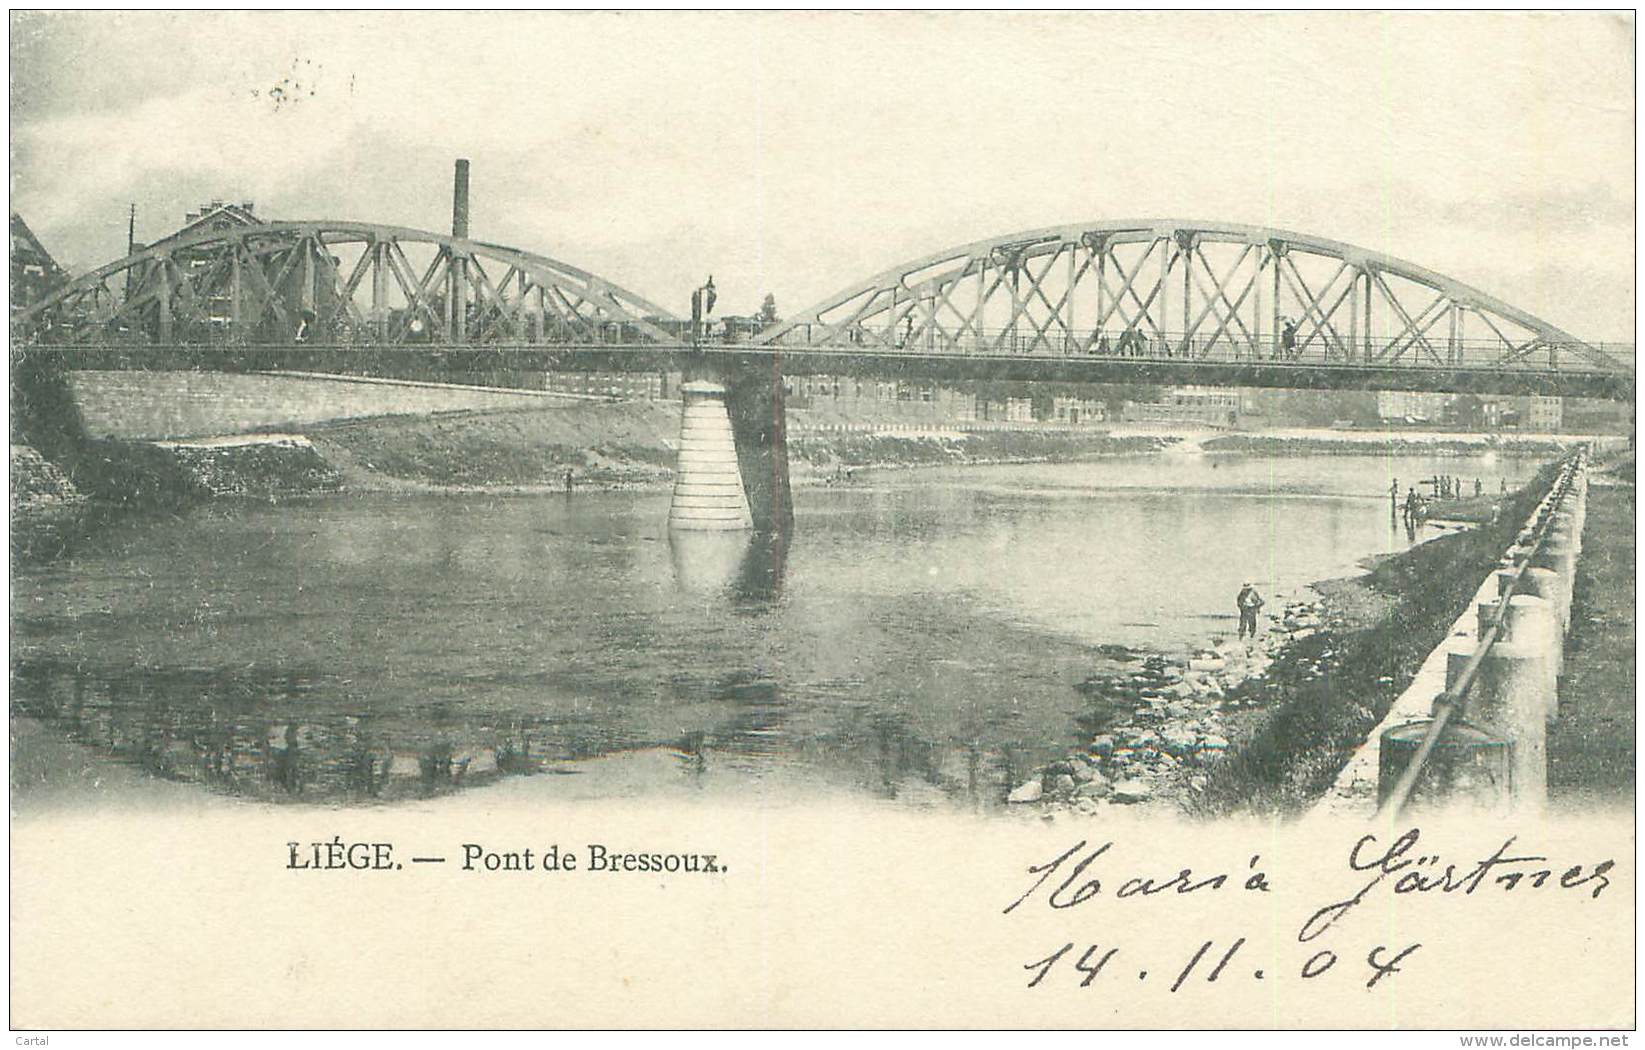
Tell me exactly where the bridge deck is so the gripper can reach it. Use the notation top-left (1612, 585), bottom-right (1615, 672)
top-left (16, 343), bottom-right (1635, 400)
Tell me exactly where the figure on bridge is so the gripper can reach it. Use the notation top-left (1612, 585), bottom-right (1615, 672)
top-left (690, 275), bottom-right (718, 344)
top-left (1279, 317), bottom-right (1298, 359)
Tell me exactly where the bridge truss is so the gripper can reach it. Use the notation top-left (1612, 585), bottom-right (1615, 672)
top-left (755, 220), bottom-right (1629, 378)
top-left (12, 221), bottom-right (681, 346)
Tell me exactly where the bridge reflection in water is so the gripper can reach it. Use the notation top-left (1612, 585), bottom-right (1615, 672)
top-left (8, 526), bottom-right (966, 807)
top-left (9, 649), bottom-right (1001, 808)
top-left (668, 528), bottom-right (791, 605)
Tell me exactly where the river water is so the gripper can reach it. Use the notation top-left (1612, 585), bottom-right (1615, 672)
top-left (11, 450), bottom-right (1538, 812)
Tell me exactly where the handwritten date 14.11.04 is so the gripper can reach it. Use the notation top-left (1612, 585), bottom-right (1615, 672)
top-left (1024, 937), bottom-right (1421, 992)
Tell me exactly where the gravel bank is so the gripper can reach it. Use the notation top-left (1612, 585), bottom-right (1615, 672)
top-left (1003, 594), bottom-right (1340, 812)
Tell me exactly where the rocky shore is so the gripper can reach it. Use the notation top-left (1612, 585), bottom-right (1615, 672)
top-left (12, 444), bottom-right (86, 518)
top-left (10, 434), bottom-right (345, 562)
top-left (11, 445), bottom-right (90, 559)
top-left (1005, 594), bottom-right (1343, 812)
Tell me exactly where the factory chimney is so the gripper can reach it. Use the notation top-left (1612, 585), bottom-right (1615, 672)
top-left (452, 158), bottom-right (470, 240)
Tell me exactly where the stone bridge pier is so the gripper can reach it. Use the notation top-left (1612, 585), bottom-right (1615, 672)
top-left (667, 357), bottom-right (793, 536)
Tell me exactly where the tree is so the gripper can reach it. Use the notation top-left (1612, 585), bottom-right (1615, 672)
top-left (758, 293), bottom-right (779, 324)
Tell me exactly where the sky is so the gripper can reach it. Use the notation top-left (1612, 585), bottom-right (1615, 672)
top-left (9, 11), bottom-right (1636, 340)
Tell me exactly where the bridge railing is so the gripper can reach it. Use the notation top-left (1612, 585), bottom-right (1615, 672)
top-left (19, 316), bottom-right (699, 349)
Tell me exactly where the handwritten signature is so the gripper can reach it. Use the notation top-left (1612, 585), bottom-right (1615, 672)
top-left (1007, 829), bottom-right (1616, 993)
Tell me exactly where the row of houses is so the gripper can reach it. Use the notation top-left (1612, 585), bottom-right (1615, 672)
top-left (545, 369), bottom-right (1619, 434)
top-left (1375, 390), bottom-right (1567, 432)
top-left (543, 371), bottom-right (1256, 428)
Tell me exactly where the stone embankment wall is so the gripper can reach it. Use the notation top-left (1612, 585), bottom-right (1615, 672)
top-left (1313, 449), bottom-right (1590, 817)
top-left (68, 371), bottom-right (580, 441)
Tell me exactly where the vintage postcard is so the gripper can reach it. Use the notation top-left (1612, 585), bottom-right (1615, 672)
top-left (8, 10), bottom-right (1635, 1033)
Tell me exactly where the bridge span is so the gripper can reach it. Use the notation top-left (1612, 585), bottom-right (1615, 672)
top-left (18, 340), bottom-right (1634, 401)
top-left (12, 211), bottom-right (1634, 534)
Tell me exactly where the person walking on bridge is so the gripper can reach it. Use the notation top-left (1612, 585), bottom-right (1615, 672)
top-left (1236, 581), bottom-right (1265, 641)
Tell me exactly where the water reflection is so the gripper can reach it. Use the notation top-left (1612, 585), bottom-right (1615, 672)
top-left (668, 530), bottom-right (752, 595)
top-left (10, 655), bottom-right (1010, 807)
top-left (734, 529), bottom-right (790, 608)
top-left (668, 528), bottom-right (791, 608)
top-left (10, 660), bottom-right (544, 803)
top-left (12, 452), bottom-right (1537, 810)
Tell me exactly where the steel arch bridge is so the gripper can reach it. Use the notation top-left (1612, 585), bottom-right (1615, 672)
top-left (754, 219), bottom-right (1630, 384)
top-left (10, 215), bottom-right (1633, 400)
top-left (12, 220), bottom-right (682, 347)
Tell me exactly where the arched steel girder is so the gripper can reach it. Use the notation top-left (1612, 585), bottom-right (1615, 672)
top-left (757, 219), bottom-right (1626, 374)
top-left (13, 221), bottom-right (680, 346)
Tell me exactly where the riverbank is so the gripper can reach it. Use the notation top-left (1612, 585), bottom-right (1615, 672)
top-left (1186, 465), bottom-right (1554, 817)
top-left (17, 402), bottom-right (1186, 510)
top-left (1201, 432), bottom-right (1586, 456)
top-left (9, 401), bottom-right (1189, 565)
top-left (308, 401), bottom-right (679, 492)
top-left (314, 406), bottom-right (1178, 491)
top-left (27, 390), bottom-right (1616, 505)
top-left (1002, 590), bottom-right (1357, 811)
top-left (788, 429), bottom-right (1172, 476)
top-left (1004, 464), bottom-right (1555, 819)
top-left (11, 445), bottom-right (89, 560)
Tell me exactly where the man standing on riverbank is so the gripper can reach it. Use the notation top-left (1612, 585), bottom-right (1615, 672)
top-left (1236, 581), bottom-right (1264, 640)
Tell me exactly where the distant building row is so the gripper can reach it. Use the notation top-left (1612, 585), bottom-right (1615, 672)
top-left (542, 370), bottom-right (1624, 435)
top-left (542, 372), bottom-right (1259, 428)
top-left (1375, 390), bottom-right (1567, 432)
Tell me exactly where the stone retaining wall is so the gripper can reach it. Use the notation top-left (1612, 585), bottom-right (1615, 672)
top-left (1312, 450), bottom-right (1590, 818)
top-left (68, 371), bottom-right (576, 441)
